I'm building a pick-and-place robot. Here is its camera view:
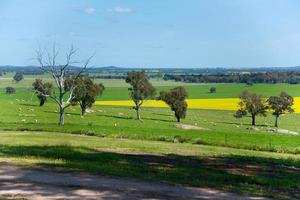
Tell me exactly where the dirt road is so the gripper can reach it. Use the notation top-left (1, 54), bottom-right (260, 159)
top-left (0, 165), bottom-right (269, 200)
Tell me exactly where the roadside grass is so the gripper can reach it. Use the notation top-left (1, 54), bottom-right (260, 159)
top-left (0, 131), bottom-right (300, 200)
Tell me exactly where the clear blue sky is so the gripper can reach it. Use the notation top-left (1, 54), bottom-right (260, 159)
top-left (0, 0), bottom-right (300, 68)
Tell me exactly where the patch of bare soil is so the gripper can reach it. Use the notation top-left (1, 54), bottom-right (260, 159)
top-left (175, 123), bottom-right (210, 131)
top-left (0, 165), bottom-right (269, 200)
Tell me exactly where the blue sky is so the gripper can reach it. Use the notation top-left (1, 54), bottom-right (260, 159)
top-left (0, 0), bottom-right (300, 68)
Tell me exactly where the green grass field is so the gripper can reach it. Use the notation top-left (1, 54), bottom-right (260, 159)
top-left (4, 77), bottom-right (300, 100)
top-left (0, 77), bottom-right (300, 199)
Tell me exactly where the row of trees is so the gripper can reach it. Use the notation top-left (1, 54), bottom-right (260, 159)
top-left (33, 77), bottom-right (105, 115)
top-left (31, 45), bottom-right (294, 128)
top-left (235, 91), bottom-right (294, 127)
top-left (33, 70), bottom-right (188, 124)
top-left (126, 71), bottom-right (188, 122)
top-left (33, 45), bottom-right (188, 125)
top-left (164, 72), bottom-right (300, 84)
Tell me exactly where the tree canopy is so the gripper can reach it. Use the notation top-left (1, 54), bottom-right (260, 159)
top-left (65, 77), bottom-right (105, 115)
top-left (13, 72), bottom-right (24, 82)
top-left (32, 79), bottom-right (53, 106)
top-left (126, 71), bottom-right (156, 120)
top-left (36, 44), bottom-right (92, 125)
top-left (159, 86), bottom-right (188, 122)
top-left (236, 91), bottom-right (268, 125)
top-left (267, 92), bottom-right (294, 127)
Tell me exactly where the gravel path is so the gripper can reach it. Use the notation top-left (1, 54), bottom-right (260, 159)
top-left (0, 165), bottom-right (270, 200)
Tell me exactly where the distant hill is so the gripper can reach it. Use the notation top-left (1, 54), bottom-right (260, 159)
top-left (1, 65), bottom-right (300, 75)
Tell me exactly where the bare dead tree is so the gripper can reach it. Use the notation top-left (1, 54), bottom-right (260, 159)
top-left (35, 43), bottom-right (93, 125)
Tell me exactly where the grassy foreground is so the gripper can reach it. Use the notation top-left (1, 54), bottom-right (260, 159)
top-left (0, 131), bottom-right (299, 200)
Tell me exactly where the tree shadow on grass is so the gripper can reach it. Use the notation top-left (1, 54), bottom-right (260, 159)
top-left (97, 114), bottom-right (174, 122)
top-left (143, 117), bottom-right (174, 123)
top-left (0, 144), bottom-right (299, 199)
top-left (219, 121), bottom-right (269, 127)
top-left (151, 112), bottom-right (172, 117)
top-left (96, 114), bottom-right (134, 120)
top-left (43, 111), bottom-right (81, 116)
top-left (19, 103), bottom-right (40, 107)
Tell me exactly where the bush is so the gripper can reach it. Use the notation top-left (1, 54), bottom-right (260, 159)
top-left (246, 81), bottom-right (253, 86)
top-left (81, 129), bottom-right (96, 136)
top-left (209, 87), bottom-right (216, 93)
top-left (173, 135), bottom-right (188, 143)
top-left (5, 87), bottom-right (16, 94)
top-left (13, 72), bottom-right (24, 82)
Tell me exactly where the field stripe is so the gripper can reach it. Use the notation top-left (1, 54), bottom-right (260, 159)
top-left (95, 97), bottom-right (300, 113)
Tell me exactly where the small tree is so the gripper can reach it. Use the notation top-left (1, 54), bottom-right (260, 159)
top-left (209, 87), bottom-right (216, 93)
top-left (235, 91), bottom-right (268, 126)
top-left (66, 77), bottom-right (105, 115)
top-left (32, 79), bottom-right (53, 106)
top-left (126, 71), bottom-right (156, 120)
top-left (159, 87), bottom-right (188, 122)
top-left (267, 92), bottom-right (294, 127)
top-left (13, 72), bottom-right (24, 82)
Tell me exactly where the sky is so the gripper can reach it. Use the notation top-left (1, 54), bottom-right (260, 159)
top-left (0, 0), bottom-right (300, 68)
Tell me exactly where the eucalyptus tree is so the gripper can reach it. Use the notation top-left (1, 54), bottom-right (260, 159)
top-left (267, 92), bottom-right (294, 127)
top-left (126, 71), bottom-right (156, 120)
top-left (159, 86), bottom-right (188, 122)
top-left (35, 44), bottom-right (92, 125)
top-left (235, 91), bottom-right (268, 126)
top-left (65, 77), bottom-right (105, 115)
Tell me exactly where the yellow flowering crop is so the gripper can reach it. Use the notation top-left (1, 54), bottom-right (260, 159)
top-left (95, 97), bottom-right (300, 113)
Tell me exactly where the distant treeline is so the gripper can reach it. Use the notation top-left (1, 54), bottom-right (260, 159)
top-left (88, 73), bottom-right (163, 80)
top-left (163, 72), bottom-right (300, 84)
top-left (89, 75), bottom-right (126, 79)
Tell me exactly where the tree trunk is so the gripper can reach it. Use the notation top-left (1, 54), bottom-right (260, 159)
top-left (81, 106), bottom-right (86, 116)
top-left (59, 89), bottom-right (64, 125)
top-left (59, 106), bottom-right (65, 125)
top-left (176, 116), bottom-right (180, 122)
top-left (275, 115), bottom-right (278, 127)
top-left (136, 106), bottom-right (141, 120)
top-left (39, 96), bottom-right (46, 106)
top-left (251, 114), bottom-right (256, 126)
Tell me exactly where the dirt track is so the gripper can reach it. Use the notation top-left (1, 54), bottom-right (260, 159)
top-left (0, 165), bottom-right (270, 200)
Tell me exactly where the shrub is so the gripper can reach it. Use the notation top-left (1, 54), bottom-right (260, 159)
top-left (173, 135), bottom-right (188, 143)
top-left (209, 87), bottom-right (216, 93)
top-left (13, 72), bottom-right (24, 82)
top-left (5, 87), bottom-right (16, 94)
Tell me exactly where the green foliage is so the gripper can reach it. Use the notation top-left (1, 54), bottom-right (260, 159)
top-left (209, 87), bottom-right (216, 93)
top-left (65, 77), bottom-right (105, 115)
top-left (13, 72), bottom-right (24, 82)
top-left (159, 86), bottom-right (188, 122)
top-left (267, 92), bottom-right (294, 127)
top-left (233, 109), bottom-right (247, 119)
top-left (126, 71), bottom-right (156, 119)
top-left (32, 79), bottom-right (53, 106)
top-left (236, 91), bottom-right (268, 125)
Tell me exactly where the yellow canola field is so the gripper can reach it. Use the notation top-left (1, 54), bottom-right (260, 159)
top-left (95, 97), bottom-right (300, 113)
